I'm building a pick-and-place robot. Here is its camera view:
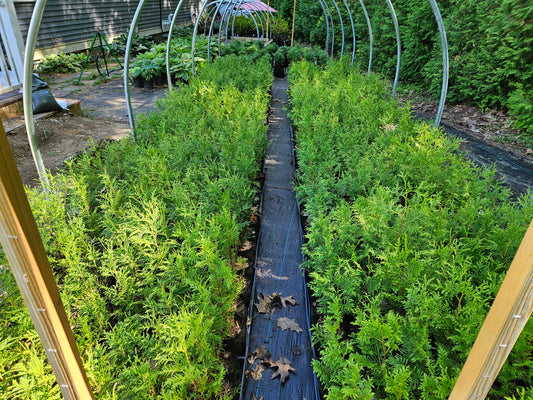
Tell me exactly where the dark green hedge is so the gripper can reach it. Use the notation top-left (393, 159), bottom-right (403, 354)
top-left (270, 0), bottom-right (533, 134)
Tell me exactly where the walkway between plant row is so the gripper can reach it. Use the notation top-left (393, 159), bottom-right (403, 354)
top-left (241, 78), bottom-right (319, 400)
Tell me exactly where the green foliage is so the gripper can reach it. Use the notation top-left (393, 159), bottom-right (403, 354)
top-left (35, 52), bottom-right (85, 74)
top-left (508, 86), bottom-right (533, 136)
top-left (111, 31), bottom-right (153, 56)
top-left (288, 60), bottom-right (533, 399)
top-left (270, 0), bottom-right (533, 134)
top-left (272, 45), bottom-right (288, 69)
top-left (0, 55), bottom-right (272, 399)
top-left (271, 18), bottom-right (290, 46)
top-left (129, 35), bottom-right (217, 83)
top-left (232, 15), bottom-right (261, 37)
top-left (197, 54), bottom-right (272, 93)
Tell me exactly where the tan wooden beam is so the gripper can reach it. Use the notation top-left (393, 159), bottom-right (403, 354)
top-left (291, 0), bottom-right (297, 47)
top-left (0, 123), bottom-right (94, 400)
top-left (450, 219), bottom-right (533, 399)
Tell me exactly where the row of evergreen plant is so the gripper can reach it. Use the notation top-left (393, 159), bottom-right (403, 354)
top-left (0, 55), bottom-right (272, 399)
top-left (271, 0), bottom-right (533, 137)
top-left (288, 60), bottom-right (533, 399)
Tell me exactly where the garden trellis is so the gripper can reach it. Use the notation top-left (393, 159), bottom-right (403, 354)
top-left (7, 0), bottom-right (531, 398)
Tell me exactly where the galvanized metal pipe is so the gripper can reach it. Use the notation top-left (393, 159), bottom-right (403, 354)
top-left (207, 1), bottom-right (227, 60)
top-left (191, 0), bottom-right (213, 74)
top-left (205, 5), bottom-right (219, 36)
top-left (329, 0), bottom-right (345, 57)
top-left (124, 0), bottom-right (148, 139)
top-left (22, 0), bottom-right (50, 188)
top-left (323, 0), bottom-right (335, 56)
top-left (428, 0), bottom-right (448, 127)
top-left (166, 0), bottom-right (188, 90)
top-left (316, 0), bottom-right (330, 54)
top-left (218, 0), bottom-right (234, 53)
top-left (385, 0), bottom-right (401, 96)
top-left (340, 0), bottom-right (356, 64)
top-left (358, 0), bottom-right (373, 75)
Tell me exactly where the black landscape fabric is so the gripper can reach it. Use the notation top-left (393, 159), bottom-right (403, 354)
top-left (241, 78), bottom-right (319, 400)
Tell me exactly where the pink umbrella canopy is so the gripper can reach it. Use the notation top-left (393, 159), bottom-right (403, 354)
top-left (238, 0), bottom-right (277, 12)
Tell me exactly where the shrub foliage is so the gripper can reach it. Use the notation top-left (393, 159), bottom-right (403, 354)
top-left (288, 60), bottom-right (533, 399)
top-left (270, 0), bottom-right (533, 133)
top-left (0, 55), bottom-right (272, 399)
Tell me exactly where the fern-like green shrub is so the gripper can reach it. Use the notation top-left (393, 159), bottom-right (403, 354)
top-left (269, 0), bottom-right (533, 134)
top-left (508, 86), bottom-right (533, 136)
top-left (35, 52), bottom-right (85, 74)
top-left (0, 55), bottom-right (272, 399)
top-left (288, 59), bottom-right (533, 399)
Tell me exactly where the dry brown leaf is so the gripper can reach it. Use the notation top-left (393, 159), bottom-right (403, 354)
top-left (251, 364), bottom-right (265, 381)
top-left (255, 292), bottom-right (297, 313)
top-left (253, 345), bottom-right (271, 361)
top-left (254, 293), bottom-right (271, 314)
top-left (280, 295), bottom-right (297, 308)
top-left (270, 356), bottom-right (296, 383)
top-left (248, 345), bottom-right (272, 364)
top-left (277, 317), bottom-right (303, 333)
top-left (257, 268), bottom-right (289, 281)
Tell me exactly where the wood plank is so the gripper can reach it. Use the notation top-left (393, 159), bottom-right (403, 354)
top-left (449, 219), bottom-right (533, 399)
top-left (0, 122), bottom-right (94, 399)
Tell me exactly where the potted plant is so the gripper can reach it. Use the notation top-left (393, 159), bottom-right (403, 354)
top-left (140, 59), bottom-right (157, 89)
top-left (129, 64), bottom-right (144, 87)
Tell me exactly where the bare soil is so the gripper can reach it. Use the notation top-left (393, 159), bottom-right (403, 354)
top-left (5, 67), bottom-right (167, 187)
top-left (401, 91), bottom-right (533, 163)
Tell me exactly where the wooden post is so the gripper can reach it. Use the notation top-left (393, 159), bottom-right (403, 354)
top-left (449, 219), bottom-right (533, 399)
top-left (266, 0), bottom-right (270, 42)
top-left (291, 0), bottom-right (297, 47)
top-left (0, 123), bottom-right (94, 400)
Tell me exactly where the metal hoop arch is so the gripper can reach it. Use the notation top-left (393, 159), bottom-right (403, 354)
top-left (428, 0), bottom-right (448, 127)
top-left (358, 0), bottom-right (373, 75)
top-left (26, 0), bottom-right (449, 159)
top-left (22, 0), bottom-right (50, 187)
top-left (385, 0), bottom-right (401, 96)
top-left (124, 0), bottom-right (148, 138)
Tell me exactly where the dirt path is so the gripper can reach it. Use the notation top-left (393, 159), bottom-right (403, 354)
top-left (5, 68), bottom-right (167, 187)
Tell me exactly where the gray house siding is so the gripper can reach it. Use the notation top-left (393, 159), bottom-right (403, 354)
top-left (14, 0), bottom-right (201, 57)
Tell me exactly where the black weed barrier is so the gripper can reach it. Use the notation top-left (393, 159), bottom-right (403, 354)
top-left (288, 60), bottom-right (533, 400)
top-left (0, 55), bottom-right (272, 399)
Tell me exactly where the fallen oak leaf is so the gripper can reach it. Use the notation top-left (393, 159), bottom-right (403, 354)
top-left (253, 345), bottom-right (271, 361)
top-left (269, 293), bottom-right (297, 309)
top-left (254, 293), bottom-right (271, 314)
top-left (251, 364), bottom-right (265, 381)
top-left (280, 295), bottom-right (297, 308)
top-left (270, 356), bottom-right (296, 383)
top-left (277, 317), bottom-right (303, 333)
top-left (257, 268), bottom-right (289, 281)
top-left (255, 293), bottom-right (298, 314)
